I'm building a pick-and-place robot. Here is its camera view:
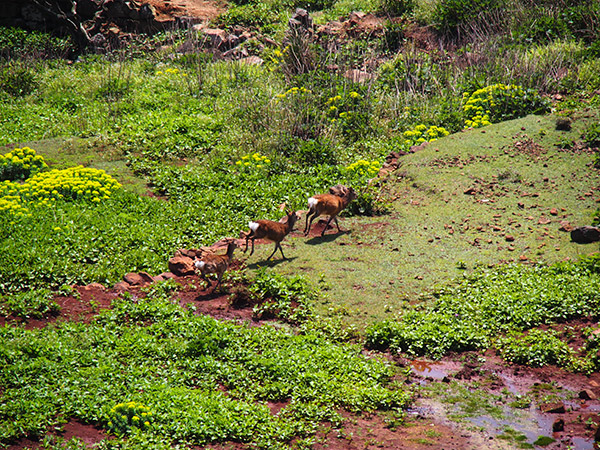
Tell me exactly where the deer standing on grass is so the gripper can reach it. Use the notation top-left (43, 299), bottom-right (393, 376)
top-left (243, 209), bottom-right (300, 260)
top-left (194, 239), bottom-right (237, 292)
top-left (304, 184), bottom-right (357, 236)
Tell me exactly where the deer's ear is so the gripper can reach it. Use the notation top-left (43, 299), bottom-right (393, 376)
top-left (279, 202), bottom-right (287, 211)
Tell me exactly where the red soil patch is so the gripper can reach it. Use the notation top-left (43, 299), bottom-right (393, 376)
top-left (146, 0), bottom-right (224, 24)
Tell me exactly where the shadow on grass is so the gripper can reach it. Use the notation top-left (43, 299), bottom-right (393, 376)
top-left (304, 230), bottom-right (351, 245)
top-left (246, 256), bottom-right (299, 270)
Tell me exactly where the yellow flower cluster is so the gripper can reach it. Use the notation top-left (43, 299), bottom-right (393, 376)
top-left (0, 146), bottom-right (48, 180)
top-left (0, 166), bottom-right (122, 217)
top-left (462, 83), bottom-right (524, 128)
top-left (345, 159), bottom-right (381, 178)
top-left (0, 182), bottom-right (29, 217)
top-left (235, 152), bottom-right (271, 169)
top-left (275, 86), bottom-right (311, 101)
top-left (403, 124), bottom-right (450, 146)
top-left (155, 67), bottom-right (187, 77)
top-left (107, 401), bottom-right (153, 434)
top-left (21, 166), bottom-right (122, 203)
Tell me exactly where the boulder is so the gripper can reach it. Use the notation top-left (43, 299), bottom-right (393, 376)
top-left (570, 226), bottom-right (600, 244)
top-left (168, 256), bottom-right (196, 277)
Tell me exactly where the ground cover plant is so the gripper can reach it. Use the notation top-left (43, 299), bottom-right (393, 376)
top-left (1, 0), bottom-right (600, 448)
top-left (0, 286), bottom-right (410, 449)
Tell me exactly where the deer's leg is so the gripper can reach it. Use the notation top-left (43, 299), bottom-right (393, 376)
top-left (322, 216), bottom-right (334, 236)
top-left (244, 232), bottom-right (251, 253)
top-left (267, 243), bottom-right (279, 260)
top-left (249, 237), bottom-right (256, 256)
top-left (333, 216), bottom-right (341, 232)
top-left (305, 213), bottom-right (319, 236)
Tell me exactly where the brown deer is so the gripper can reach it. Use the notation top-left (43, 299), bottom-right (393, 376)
top-left (194, 239), bottom-right (237, 291)
top-left (303, 184), bottom-right (357, 236)
top-left (243, 209), bottom-right (300, 260)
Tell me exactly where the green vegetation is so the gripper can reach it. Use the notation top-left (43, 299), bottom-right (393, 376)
top-left (0, 288), bottom-right (409, 448)
top-left (1, 0), bottom-right (600, 447)
top-left (365, 256), bottom-right (600, 370)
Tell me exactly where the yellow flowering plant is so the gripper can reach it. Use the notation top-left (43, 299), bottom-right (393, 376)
top-left (0, 166), bottom-right (122, 217)
top-left (403, 124), bottom-right (450, 147)
top-left (107, 401), bottom-right (153, 435)
top-left (235, 152), bottom-right (271, 170)
top-left (20, 166), bottom-right (122, 204)
top-left (462, 83), bottom-right (550, 129)
top-left (345, 159), bottom-right (381, 180)
top-left (0, 146), bottom-right (48, 181)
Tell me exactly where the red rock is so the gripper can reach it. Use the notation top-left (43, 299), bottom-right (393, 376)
top-left (550, 208), bottom-right (558, 216)
top-left (579, 389), bottom-right (597, 400)
top-left (168, 256), bottom-right (196, 276)
top-left (123, 272), bottom-right (154, 286)
top-left (540, 402), bottom-right (565, 414)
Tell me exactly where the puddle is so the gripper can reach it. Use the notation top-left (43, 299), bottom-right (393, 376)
top-left (571, 437), bottom-right (596, 450)
top-left (411, 360), bottom-right (449, 380)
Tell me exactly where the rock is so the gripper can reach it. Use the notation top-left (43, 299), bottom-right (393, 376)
top-left (168, 256), bottom-right (196, 277)
top-left (201, 28), bottom-right (227, 49)
top-left (83, 282), bottom-right (104, 290)
top-left (153, 272), bottom-right (176, 283)
top-left (552, 418), bottom-right (564, 432)
top-left (464, 187), bottom-right (478, 195)
top-left (558, 220), bottom-right (574, 232)
top-left (540, 402), bottom-right (566, 414)
top-left (240, 56), bottom-right (264, 66)
top-left (123, 272), bottom-right (154, 286)
top-left (505, 235), bottom-right (515, 242)
top-left (555, 118), bottom-right (572, 131)
top-left (579, 389), bottom-right (597, 400)
top-left (571, 226), bottom-right (600, 244)
top-left (113, 281), bottom-right (131, 291)
top-left (550, 208), bottom-right (559, 215)
top-left (289, 8), bottom-right (313, 30)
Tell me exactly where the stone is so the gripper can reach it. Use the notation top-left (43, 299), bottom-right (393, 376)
top-left (552, 418), bottom-right (564, 432)
top-left (168, 256), bottom-right (196, 277)
top-left (540, 402), bottom-right (565, 414)
top-left (113, 281), bottom-right (130, 291)
top-left (571, 226), bottom-right (600, 244)
top-left (123, 271), bottom-right (154, 286)
top-left (579, 389), bottom-right (597, 400)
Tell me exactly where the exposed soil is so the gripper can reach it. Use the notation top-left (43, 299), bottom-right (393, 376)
top-left (146, 0), bottom-right (224, 24)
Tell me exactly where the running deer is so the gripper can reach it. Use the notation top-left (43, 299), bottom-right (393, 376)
top-left (304, 184), bottom-right (357, 236)
top-left (194, 239), bottom-right (237, 291)
top-left (243, 209), bottom-right (300, 260)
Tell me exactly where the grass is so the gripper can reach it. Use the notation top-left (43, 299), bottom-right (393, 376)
top-left (254, 112), bottom-right (600, 324)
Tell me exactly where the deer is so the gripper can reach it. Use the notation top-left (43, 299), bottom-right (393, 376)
top-left (243, 209), bottom-right (300, 260)
top-left (194, 239), bottom-right (237, 292)
top-left (303, 184), bottom-right (357, 236)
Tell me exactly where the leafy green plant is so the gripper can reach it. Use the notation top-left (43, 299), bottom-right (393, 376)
top-left (366, 255), bottom-right (600, 361)
top-left (0, 288), bottom-right (60, 319)
top-left (432, 0), bottom-right (504, 37)
top-left (250, 269), bottom-right (316, 323)
top-left (0, 62), bottom-right (38, 96)
top-left (495, 329), bottom-right (574, 368)
top-left (0, 27), bottom-right (72, 59)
